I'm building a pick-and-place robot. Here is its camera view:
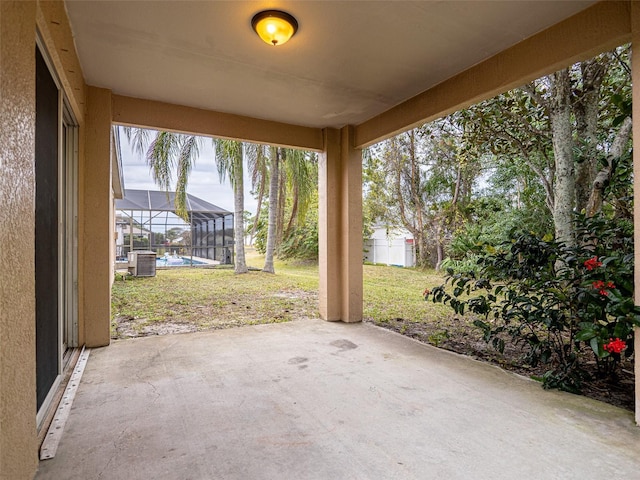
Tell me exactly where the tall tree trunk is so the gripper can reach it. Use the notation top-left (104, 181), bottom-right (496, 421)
top-left (574, 57), bottom-right (608, 212)
top-left (413, 230), bottom-right (429, 269)
top-left (408, 131), bottom-right (429, 268)
top-left (285, 181), bottom-right (299, 236)
top-left (451, 163), bottom-right (462, 206)
top-left (586, 116), bottom-right (632, 217)
top-left (233, 156), bottom-right (248, 274)
top-left (548, 69), bottom-right (576, 248)
top-left (250, 175), bottom-right (266, 245)
top-left (276, 154), bottom-right (287, 245)
top-left (263, 147), bottom-right (279, 273)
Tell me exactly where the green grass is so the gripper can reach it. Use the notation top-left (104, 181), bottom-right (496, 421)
top-left (111, 249), bottom-right (454, 339)
top-left (363, 263), bottom-right (451, 323)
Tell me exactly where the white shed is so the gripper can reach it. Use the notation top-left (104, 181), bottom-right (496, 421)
top-left (363, 226), bottom-right (415, 267)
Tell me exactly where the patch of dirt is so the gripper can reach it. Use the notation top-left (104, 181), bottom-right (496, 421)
top-left (369, 316), bottom-right (635, 412)
top-left (111, 288), bottom-right (319, 340)
top-left (112, 315), bottom-right (199, 338)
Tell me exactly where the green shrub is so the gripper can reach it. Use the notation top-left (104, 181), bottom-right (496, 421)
top-left (439, 254), bottom-right (482, 275)
top-left (432, 213), bottom-right (639, 393)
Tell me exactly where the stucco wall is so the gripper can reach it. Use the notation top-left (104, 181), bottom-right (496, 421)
top-left (0, 2), bottom-right (39, 479)
top-left (0, 2), bottom-right (114, 477)
top-left (82, 86), bottom-right (113, 347)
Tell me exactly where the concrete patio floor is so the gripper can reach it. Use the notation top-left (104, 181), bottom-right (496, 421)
top-left (36, 318), bottom-right (640, 480)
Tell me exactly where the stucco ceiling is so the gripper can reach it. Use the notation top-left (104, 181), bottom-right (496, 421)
top-left (65, 1), bottom-right (596, 129)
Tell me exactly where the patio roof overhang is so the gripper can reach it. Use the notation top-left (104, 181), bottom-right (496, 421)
top-left (64, 1), bottom-right (628, 149)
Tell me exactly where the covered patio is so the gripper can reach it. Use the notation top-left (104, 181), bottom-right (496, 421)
top-left (4, 2), bottom-right (640, 479)
top-left (35, 319), bottom-right (640, 479)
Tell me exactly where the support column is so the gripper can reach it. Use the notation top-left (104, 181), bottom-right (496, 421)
top-left (318, 126), bottom-right (363, 322)
top-left (632, 1), bottom-right (640, 426)
top-left (81, 86), bottom-right (112, 347)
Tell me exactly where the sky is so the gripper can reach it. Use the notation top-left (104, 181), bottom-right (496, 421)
top-left (118, 127), bottom-right (258, 216)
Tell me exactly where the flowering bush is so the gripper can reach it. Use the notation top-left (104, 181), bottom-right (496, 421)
top-left (604, 338), bottom-right (626, 354)
top-left (584, 256), bottom-right (602, 271)
top-left (431, 213), bottom-right (640, 392)
top-left (592, 280), bottom-right (615, 296)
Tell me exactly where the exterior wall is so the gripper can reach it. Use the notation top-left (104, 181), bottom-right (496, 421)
top-left (36, 1), bottom-right (86, 122)
top-left (0, 3), bottom-right (39, 478)
top-left (0, 2), bottom-right (114, 477)
top-left (37, 0), bottom-right (113, 349)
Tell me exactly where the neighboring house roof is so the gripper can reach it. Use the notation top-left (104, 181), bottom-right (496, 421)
top-left (116, 189), bottom-right (232, 222)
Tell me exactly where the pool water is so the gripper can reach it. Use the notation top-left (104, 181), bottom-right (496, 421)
top-left (156, 256), bottom-right (206, 267)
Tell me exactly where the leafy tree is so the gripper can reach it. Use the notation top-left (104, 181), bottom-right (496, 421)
top-left (251, 148), bottom-right (318, 261)
top-left (462, 46), bottom-right (631, 247)
top-left (363, 118), bottom-right (483, 269)
top-left (166, 227), bottom-right (184, 243)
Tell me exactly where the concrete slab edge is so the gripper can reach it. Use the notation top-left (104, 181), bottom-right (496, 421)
top-left (39, 347), bottom-right (91, 460)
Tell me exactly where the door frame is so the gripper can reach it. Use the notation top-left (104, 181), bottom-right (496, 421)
top-left (35, 34), bottom-right (79, 429)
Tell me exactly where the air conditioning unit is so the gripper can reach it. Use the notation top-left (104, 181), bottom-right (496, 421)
top-left (128, 251), bottom-right (157, 277)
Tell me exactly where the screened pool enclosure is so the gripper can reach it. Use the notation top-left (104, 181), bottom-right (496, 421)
top-left (115, 189), bottom-right (234, 265)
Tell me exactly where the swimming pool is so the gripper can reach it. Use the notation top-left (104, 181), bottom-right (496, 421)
top-left (156, 256), bottom-right (207, 267)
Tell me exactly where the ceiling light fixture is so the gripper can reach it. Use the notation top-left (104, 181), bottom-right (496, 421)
top-left (251, 10), bottom-right (298, 46)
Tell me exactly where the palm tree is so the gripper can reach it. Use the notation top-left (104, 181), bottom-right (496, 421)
top-left (245, 143), bottom-right (269, 244)
top-left (281, 148), bottom-right (317, 237)
top-left (123, 127), bottom-right (249, 274)
top-left (146, 131), bottom-right (202, 219)
top-left (263, 147), bottom-right (280, 273)
top-left (213, 139), bottom-right (248, 274)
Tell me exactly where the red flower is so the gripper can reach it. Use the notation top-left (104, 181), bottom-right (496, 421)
top-left (584, 256), bottom-right (602, 271)
top-left (604, 338), bottom-right (626, 354)
top-left (592, 280), bottom-right (615, 296)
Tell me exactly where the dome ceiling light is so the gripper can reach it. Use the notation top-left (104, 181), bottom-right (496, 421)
top-left (251, 10), bottom-right (298, 46)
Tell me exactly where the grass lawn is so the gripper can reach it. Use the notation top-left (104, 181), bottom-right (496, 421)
top-left (111, 249), bottom-right (452, 339)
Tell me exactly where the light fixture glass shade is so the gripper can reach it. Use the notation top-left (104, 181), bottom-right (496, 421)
top-left (251, 10), bottom-right (298, 46)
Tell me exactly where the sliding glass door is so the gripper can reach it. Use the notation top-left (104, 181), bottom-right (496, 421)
top-left (35, 42), bottom-right (78, 420)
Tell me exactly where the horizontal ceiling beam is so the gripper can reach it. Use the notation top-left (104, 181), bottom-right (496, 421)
top-left (112, 95), bottom-right (324, 152)
top-left (355, 0), bottom-right (631, 149)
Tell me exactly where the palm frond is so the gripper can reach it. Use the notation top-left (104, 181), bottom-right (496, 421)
top-left (122, 126), bottom-right (153, 157)
top-left (173, 135), bottom-right (201, 220)
top-left (146, 131), bottom-right (181, 191)
top-left (214, 139), bottom-right (243, 187)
